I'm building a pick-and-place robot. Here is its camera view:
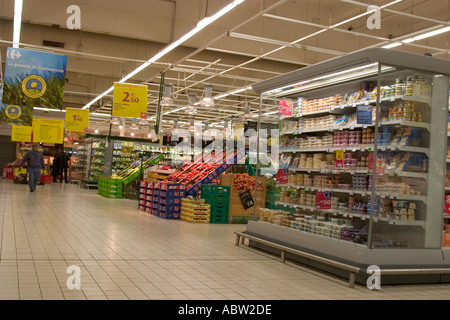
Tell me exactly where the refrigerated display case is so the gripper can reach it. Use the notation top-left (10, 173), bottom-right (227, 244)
top-left (247, 48), bottom-right (450, 284)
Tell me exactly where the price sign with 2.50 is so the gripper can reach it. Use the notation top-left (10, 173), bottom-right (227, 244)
top-left (112, 83), bottom-right (148, 119)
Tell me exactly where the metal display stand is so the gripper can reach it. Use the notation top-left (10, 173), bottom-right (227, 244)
top-left (244, 48), bottom-right (450, 285)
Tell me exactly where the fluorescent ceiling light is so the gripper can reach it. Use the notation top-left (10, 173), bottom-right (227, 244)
top-left (268, 63), bottom-right (379, 95)
top-left (82, 86), bottom-right (114, 109)
top-left (13, 0), bottom-right (23, 48)
top-left (383, 42), bottom-right (402, 49)
top-left (402, 25), bottom-right (450, 43)
top-left (81, 0), bottom-right (246, 110)
top-left (34, 107), bottom-right (66, 113)
top-left (215, 86), bottom-right (252, 99)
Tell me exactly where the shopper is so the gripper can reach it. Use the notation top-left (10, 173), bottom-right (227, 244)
top-left (58, 148), bottom-right (70, 183)
top-left (20, 143), bottom-right (45, 192)
top-left (52, 152), bottom-right (60, 182)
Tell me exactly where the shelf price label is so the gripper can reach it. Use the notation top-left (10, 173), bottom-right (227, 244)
top-left (65, 108), bottom-right (89, 132)
top-left (113, 82), bottom-right (148, 118)
top-left (336, 149), bottom-right (344, 168)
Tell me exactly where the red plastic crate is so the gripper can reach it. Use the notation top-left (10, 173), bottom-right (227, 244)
top-left (40, 175), bottom-right (53, 184)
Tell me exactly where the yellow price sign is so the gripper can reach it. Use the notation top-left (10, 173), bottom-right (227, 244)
top-left (336, 149), bottom-right (344, 161)
top-left (112, 82), bottom-right (148, 118)
top-left (234, 123), bottom-right (244, 140)
top-left (33, 118), bottom-right (65, 144)
top-left (11, 125), bottom-right (32, 142)
top-left (65, 108), bottom-right (89, 132)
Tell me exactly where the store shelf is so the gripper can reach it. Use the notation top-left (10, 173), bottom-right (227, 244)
top-left (275, 201), bottom-right (425, 227)
top-left (445, 187), bottom-right (450, 191)
top-left (379, 120), bottom-right (430, 130)
top-left (299, 109), bottom-right (331, 117)
top-left (377, 145), bottom-right (429, 156)
top-left (286, 167), bottom-right (370, 175)
top-left (281, 131), bottom-right (302, 136)
top-left (280, 144), bottom-right (374, 153)
top-left (381, 170), bottom-right (428, 179)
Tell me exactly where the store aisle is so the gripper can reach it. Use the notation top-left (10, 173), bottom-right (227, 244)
top-left (0, 179), bottom-right (449, 300)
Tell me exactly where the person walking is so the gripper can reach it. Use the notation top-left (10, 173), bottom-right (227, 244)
top-left (58, 148), bottom-right (70, 183)
top-left (51, 152), bottom-right (60, 182)
top-left (20, 143), bottom-right (45, 192)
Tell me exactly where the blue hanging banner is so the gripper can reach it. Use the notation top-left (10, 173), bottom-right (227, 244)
top-left (2, 47), bottom-right (67, 109)
top-left (0, 87), bottom-right (32, 126)
top-left (357, 104), bottom-right (373, 125)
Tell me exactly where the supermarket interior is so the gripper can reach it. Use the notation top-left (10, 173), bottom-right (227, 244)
top-left (2, 0), bottom-right (450, 301)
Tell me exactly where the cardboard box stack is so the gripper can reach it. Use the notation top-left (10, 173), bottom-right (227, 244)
top-left (181, 198), bottom-right (210, 223)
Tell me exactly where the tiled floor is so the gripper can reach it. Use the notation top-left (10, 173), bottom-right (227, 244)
top-left (1, 179), bottom-right (450, 300)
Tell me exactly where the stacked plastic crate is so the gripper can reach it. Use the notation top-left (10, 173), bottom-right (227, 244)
top-left (154, 182), bottom-right (185, 219)
top-left (98, 177), bottom-right (123, 198)
top-left (200, 185), bottom-right (230, 223)
top-left (180, 198), bottom-right (211, 223)
top-left (138, 181), bottom-right (153, 213)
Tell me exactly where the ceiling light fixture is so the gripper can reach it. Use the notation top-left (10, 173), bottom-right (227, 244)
top-left (382, 42), bottom-right (402, 49)
top-left (200, 83), bottom-right (215, 107)
top-left (243, 102), bottom-right (251, 118)
top-left (172, 120), bottom-right (178, 132)
top-left (185, 93), bottom-right (197, 115)
top-left (189, 117), bottom-right (195, 131)
top-left (215, 86), bottom-right (252, 99)
top-left (111, 117), bottom-right (120, 125)
top-left (160, 83), bottom-right (174, 107)
top-left (81, 0), bottom-right (246, 110)
top-left (403, 25), bottom-right (450, 43)
top-left (13, 0), bottom-right (23, 48)
top-left (130, 118), bottom-right (139, 131)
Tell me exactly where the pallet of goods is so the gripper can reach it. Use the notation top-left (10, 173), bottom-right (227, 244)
top-left (139, 181), bottom-right (185, 219)
top-left (181, 198), bottom-right (210, 223)
top-left (219, 173), bottom-right (266, 223)
top-left (166, 149), bottom-right (246, 196)
top-left (115, 153), bottom-right (164, 185)
top-left (100, 154), bottom-right (163, 199)
top-left (200, 185), bottom-right (230, 224)
top-left (98, 177), bottom-right (123, 198)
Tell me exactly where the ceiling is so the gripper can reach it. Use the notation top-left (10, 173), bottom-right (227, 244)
top-left (1, 0), bottom-right (450, 137)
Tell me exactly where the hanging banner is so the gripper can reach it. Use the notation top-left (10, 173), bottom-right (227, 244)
top-left (65, 108), bottom-right (89, 132)
top-left (316, 191), bottom-right (332, 210)
top-left (112, 83), bottom-right (148, 118)
top-left (278, 100), bottom-right (293, 117)
top-left (0, 87), bottom-right (32, 126)
top-left (276, 168), bottom-right (289, 184)
top-left (2, 47), bottom-right (67, 109)
top-left (357, 104), bottom-right (373, 125)
top-left (33, 118), bottom-right (65, 144)
top-left (11, 125), bottom-right (32, 142)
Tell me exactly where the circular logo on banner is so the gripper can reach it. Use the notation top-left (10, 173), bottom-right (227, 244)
top-left (5, 105), bottom-right (22, 120)
top-left (21, 75), bottom-right (47, 98)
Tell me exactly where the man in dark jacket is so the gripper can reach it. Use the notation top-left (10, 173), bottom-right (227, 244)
top-left (52, 153), bottom-right (60, 182)
top-left (20, 143), bottom-right (45, 192)
top-left (58, 148), bottom-right (70, 183)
